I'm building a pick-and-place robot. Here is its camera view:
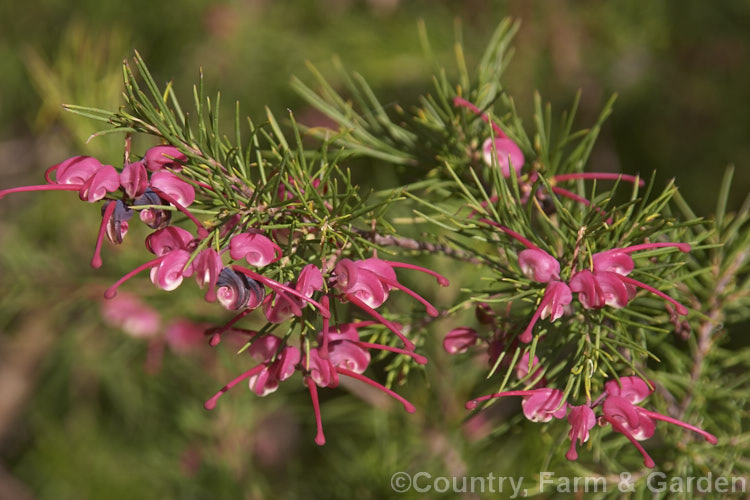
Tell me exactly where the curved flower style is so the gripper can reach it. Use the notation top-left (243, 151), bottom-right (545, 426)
top-left (144, 145), bottom-right (187, 172)
top-left (466, 388), bottom-right (568, 423)
top-left (230, 232), bottom-right (283, 267)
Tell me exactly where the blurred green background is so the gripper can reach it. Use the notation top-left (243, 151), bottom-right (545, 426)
top-left (1, 1), bottom-right (749, 499)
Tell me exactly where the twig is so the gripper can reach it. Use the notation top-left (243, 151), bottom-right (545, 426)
top-left (351, 227), bottom-right (482, 264)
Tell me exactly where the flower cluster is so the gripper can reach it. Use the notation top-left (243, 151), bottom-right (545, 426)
top-left (466, 376), bottom-right (717, 468)
top-left (480, 221), bottom-right (691, 344)
top-left (1, 147), bottom-right (450, 446)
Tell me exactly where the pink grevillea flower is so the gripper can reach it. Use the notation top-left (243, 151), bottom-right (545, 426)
top-left (120, 160), bottom-right (148, 198)
top-left (515, 352), bottom-right (545, 387)
top-left (150, 249), bottom-right (192, 291)
top-left (204, 335), bottom-right (301, 410)
top-left (334, 257), bottom-right (448, 350)
top-left (229, 232), bottom-right (282, 267)
top-left (592, 242), bottom-right (691, 276)
top-left (187, 248), bottom-right (224, 302)
top-left (133, 189), bottom-right (172, 229)
top-left (303, 345), bottom-right (417, 446)
top-left (565, 405), bottom-right (597, 461)
top-left (0, 156), bottom-right (119, 202)
top-left (165, 319), bottom-right (208, 354)
top-left (321, 322), bottom-right (428, 367)
top-left (443, 327), bottom-right (479, 354)
top-left (518, 248), bottom-right (560, 283)
top-left (215, 267), bottom-right (265, 311)
top-left (571, 242), bottom-right (692, 315)
top-left (263, 265), bottom-right (324, 324)
top-left (601, 376), bottom-right (717, 468)
top-left (144, 145), bottom-right (187, 172)
top-left (482, 137), bottom-right (525, 178)
top-left (150, 171), bottom-right (195, 206)
top-left (90, 200), bottom-right (133, 268)
top-left (519, 281), bottom-right (572, 343)
top-left (104, 227), bottom-right (196, 298)
top-left (100, 293), bottom-right (161, 338)
top-left (453, 97), bottom-right (525, 176)
top-left (466, 388), bottom-right (568, 422)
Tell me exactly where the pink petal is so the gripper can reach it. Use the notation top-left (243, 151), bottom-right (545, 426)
top-left (55, 156), bottom-right (103, 185)
top-left (120, 160), bottom-right (149, 198)
top-left (443, 327), bottom-right (479, 354)
top-left (149, 249), bottom-right (191, 291)
top-left (146, 227), bottom-right (195, 256)
top-left (150, 171), bottom-right (195, 207)
top-left (482, 137), bottom-right (525, 178)
top-left (144, 145), bottom-right (187, 172)
top-left (229, 232), bottom-right (282, 267)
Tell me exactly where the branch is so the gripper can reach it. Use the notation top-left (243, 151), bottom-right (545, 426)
top-left (350, 228), bottom-right (482, 264)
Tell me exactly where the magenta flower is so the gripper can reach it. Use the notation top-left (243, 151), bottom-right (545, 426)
top-left (120, 160), bottom-right (149, 198)
top-left (187, 248), bottom-right (224, 302)
top-left (601, 376), bottom-right (717, 468)
top-left (91, 200), bottom-right (133, 268)
top-left (165, 319), bottom-right (208, 354)
top-left (215, 267), bottom-right (266, 311)
top-left (100, 292), bottom-right (161, 338)
top-left (204, 335), bottom-right (301, 409)
top-left (466, 388), bottom-right (568, 422)
top-left (150, 249), bottom-right (192, 291)
top-left (262, 265), bottom-right (324, 324)
top-left (565, 405), bottom-right (596, 461)
top-left (518, 248), bottom-right (560, 283)
top-left (443, 327), bottom-right (479, 354)
top-left (515, 352), bottom-right (545, 386)
top-left (144, 145), bottom-right (187, 172)
top-left (104, 227), bottom-right (196, 298)
top-left (229, 232), bottom-right (282, 267)
top-left (482, 137), bottom-right (525, 178)
top-left (0, 156), bottom-right (119, 202)
top-left (519, 280), bottom-right (572, 343)
top-left (453, 96), bottom-right (525, 178)
top-left (571, 242), bottom-right (691, 315)
top-left (133, 189), bottom-right (172, 229)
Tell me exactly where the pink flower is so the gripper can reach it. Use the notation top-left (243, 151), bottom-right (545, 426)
top-left (229, 232), bottom-right (282, 267)
top-left (443, 327), bottom-right (479, 354)
top-left (519, 281), bottom-right (572, 343)
top-left (518, 248), bottom-right (560, 283)
top-left (104, 227), bottom-right (196, 299)
top-left (482, 137), bottom-right (525, 178)
top-left (144, 145), bottom-right (187, 172)
top-left (565, 405), bottom-right (597, 461)
top-left (515, 352), bottom-right (545, 386)
top-left (100, 293), bottom-right (161, 338)
top-left (120, 160), bottom-right (148, 198)
top-left (600, 376), bottom-right (717, 468)
top-left (215, 268), bottom-right (265, 310)
top-left (133, 189), bottom-right (172, 229)
top-left (150, 249), bottom-right (192, 291)
top-left (0, 156), bottom-right (119, 202)
top-left (146, 227), bottom-right (196, 256)
top-left (165, 319), bottom-right (207, 354)
top-left (150, 171), bottom-right (195, 207)
top-left (90, 200), bottom-right (133, 268)
top-left (188, 248), bottom-right (224, 302)
top-left (466, 388), bottom-right (568, 422)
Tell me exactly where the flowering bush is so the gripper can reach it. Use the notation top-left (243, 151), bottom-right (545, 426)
top-left (2, 18), bottom-right (749, 492)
